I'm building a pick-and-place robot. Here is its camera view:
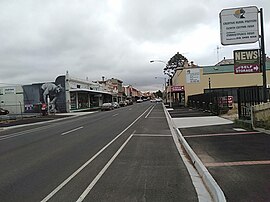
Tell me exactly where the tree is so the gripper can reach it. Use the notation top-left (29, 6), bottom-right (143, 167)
top-left (163, 52), bottom-right (188, 76)
top-left (154, 90), bottom-right (163, 98)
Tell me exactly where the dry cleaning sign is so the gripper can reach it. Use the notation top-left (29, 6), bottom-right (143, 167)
top-left (234, 49), bottom-right (260, 74)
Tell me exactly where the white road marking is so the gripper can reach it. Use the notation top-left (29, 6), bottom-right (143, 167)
top-left (233, 128), bottom-right (247, 132)
top-left (133, 134), bottom-right (171, 137)
top-left (0, 125), bottom-right (57, 141)
top-left (146, 117), bottom-right (166, 119)
top-left (172, 116), bottom-right (233, 128)
top-left (61, 126), bottom-right (84, 136)
top-left (112, 113), bottom-right (119, 117)
top-left (145, 105), bottom-right (155, 118)
top-left (184, 131), bottom-right (260, 138)
top-left (41, 106), bottom-right (152, 202)
top-left (76, 132), bottom-right (135, 202)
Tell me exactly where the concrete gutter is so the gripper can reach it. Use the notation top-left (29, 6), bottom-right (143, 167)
top-left (164, 106), bottom-right (226, 202)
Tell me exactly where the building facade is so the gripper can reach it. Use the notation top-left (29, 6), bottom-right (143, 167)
top-left (170, 57), bottom-right (270, 106)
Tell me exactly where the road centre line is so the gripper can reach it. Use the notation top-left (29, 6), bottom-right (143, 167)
top-left (61, 126), bottom-right (84, 136)
top-left (76, 131), bottom-right (135, 202)
top-left (145, 105), bottom-right (155, 118)
top-left (41, 106), bottom-right (152, 202)
top-left (112, 113), bottom-right (119, 117)
top-left (184, 131), bottom-right (260, 138)
top-left (205, 160), bottom-right (270, 167)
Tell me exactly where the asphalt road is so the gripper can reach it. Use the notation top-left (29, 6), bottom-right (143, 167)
top-left (0, 103), bottom-right (198, 202)
top-left (169, 107), bottom-right (270, 202)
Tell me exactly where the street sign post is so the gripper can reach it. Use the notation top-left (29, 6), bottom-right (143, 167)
top-left (220, 6), bottom-right (259, 45)
top-left (233, 49), bottom-right (260, 74)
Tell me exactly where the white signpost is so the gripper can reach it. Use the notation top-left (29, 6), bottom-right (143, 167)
top-left (220, 6), bottom-right (259, 45)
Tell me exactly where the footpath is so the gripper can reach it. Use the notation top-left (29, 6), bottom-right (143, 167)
top-left (167, 106), bottom-right (270, 202)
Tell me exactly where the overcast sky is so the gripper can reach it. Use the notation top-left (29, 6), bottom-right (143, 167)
top-left (0, 0), bottom-right (269, 91)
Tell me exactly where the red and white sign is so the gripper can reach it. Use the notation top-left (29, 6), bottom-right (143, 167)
top-left (171, 86), bottom-right (185, 92)
top-left (234, 64), bottom-right (260, 74)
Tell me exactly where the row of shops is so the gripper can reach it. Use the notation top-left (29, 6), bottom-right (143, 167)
top-left (0, 72), bottom-right (141, 114)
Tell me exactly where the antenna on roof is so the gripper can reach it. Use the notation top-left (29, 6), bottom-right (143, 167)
top-left (215, 45), bottom-right (223, 62)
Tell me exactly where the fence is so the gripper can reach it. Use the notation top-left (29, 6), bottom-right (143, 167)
top-left (188, 90), bottom-right (231, 115)
top-left (237, 86), bottom-right (265, 120)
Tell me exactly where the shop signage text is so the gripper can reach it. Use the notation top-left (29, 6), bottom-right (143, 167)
top-left (234, 49), bottom-right (260, 74)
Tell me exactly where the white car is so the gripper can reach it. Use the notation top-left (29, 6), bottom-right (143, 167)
top-left (112, 102), bottom-right (120, 108)
top-left (101, 103), bottom-right (114, 111)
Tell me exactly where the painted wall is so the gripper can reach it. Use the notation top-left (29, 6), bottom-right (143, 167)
top-left (0, 86), bottom-right (24, 114)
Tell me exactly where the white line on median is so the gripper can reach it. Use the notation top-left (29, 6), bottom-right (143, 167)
top-left (41, 106), bottom-right (152, 202)
top-left (61, 126), bottom-right (84, 136)
top-left (76, 131), bottom-right (135, 202)
top-left (133, 134), bottom-right (171, 137)
top-left (145, 105), bottom-right (155, 118)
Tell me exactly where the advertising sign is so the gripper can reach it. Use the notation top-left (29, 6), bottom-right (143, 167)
top-left (234, 49), bottom-right (260, 74)
top-left (171, 86), bottom-right (184, 92)
top-left (186, 68), bottom-right (200, 83)
top-left (220, 6), bottom-right (259, 45)
top-left (3, 87), bottom-right (16, 94)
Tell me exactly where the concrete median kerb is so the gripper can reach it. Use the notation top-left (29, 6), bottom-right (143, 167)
top-left (163, 105), bottom-right (226, 202)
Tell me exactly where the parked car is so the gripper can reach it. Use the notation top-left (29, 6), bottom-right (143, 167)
top-left (126, 99), bottom-right (133, 105)
top-left (0, 107), bottom-right (9, 115)
top-left (155, 98), bottom-right (163, 102)
top-left (119, 101), bottom-right (126, 107)
top-left (136, 99), bottom-right (143, 103)
top-left (112, 102), bottom-right (120, 108)
top-left (101, 103), bottom-right (114, 111)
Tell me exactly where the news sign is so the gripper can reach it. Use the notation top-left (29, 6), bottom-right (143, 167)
top-left (234, 49), bottom-right (260, 74)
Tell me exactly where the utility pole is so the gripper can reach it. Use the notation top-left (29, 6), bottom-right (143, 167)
top-left (260, 8), bottom-right (267, 102)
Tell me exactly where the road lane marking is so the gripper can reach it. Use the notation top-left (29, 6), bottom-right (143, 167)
top-left (145, 105), bottom-right (155, 118)
top-left (233, 128), bottom-right (246, 132)
top-left (0, 125), bottom-right (57, 141)
top-left (41, 106), bottom-right (152, 202)
top-left (112, 113), bottom-right (119, 117)
top-left (205, 160), bottom-right (270, 167)
top-left (147, 117), bottom-right (166, 119)
top-left (133, 134), bottom-right (171, 137)
top-left (184, 131), bottom-right (260, 138)
top-left (61, 126), bottom-right (84, 136)
top-left (76, 132), bottom-right (135, 202)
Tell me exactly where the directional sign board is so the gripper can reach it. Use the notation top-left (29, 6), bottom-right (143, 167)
top-left (220, 6), bottom-right (259, 45)
top-left (234, 49), bottom-right (260, 74)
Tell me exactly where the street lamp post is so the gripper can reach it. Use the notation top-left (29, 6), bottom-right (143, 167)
top-left (150, 60), bottom-right (172, 107)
